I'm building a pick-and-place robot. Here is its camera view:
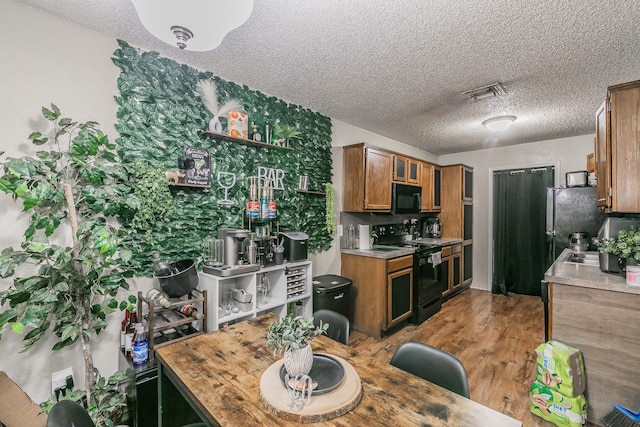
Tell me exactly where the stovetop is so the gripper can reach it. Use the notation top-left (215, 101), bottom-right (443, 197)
top-left (373, 224), bottom-right (439, 251)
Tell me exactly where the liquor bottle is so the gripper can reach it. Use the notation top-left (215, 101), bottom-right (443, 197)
top-left (146, 288), bottom-right (171, 308)
top-left (264, 121), bottom-right (272, 145)
top-left (125, 311), bottom-right (137, 355)
top-left (260, 179), bottom-right (270, 220)
top-left (152, 253), bottom-right (172, 277)
top-left (131, 324), bottom-right (148, 366)
top-left (268, 182), bottom-right (277, 219)
top-left (247, 176), bottom-right (259, 219)
top-left (120, 309), bottom-right (130, 350)
top-left (250, 123), bottom-right (261, 141)
top-left (176, 305), bottom-right (204, 320)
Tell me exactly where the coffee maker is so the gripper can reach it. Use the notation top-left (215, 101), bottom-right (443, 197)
top-left (217, 228), bottom-right (250, 266)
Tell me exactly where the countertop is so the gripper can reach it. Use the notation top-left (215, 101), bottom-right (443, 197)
top-left (340, 237), bottom-right (463, 259)
top-left (544, 248), bottom-right (640, 295)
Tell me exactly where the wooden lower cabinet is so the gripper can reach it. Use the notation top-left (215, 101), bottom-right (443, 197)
top-left (441, 244), bottom-right (463, 298)
top-left (341, 253), bottom-right (413, 339)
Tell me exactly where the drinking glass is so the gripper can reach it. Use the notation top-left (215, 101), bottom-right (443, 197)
top-left (224, 288), bottom-right (234, 315)
top-left (204, 238), bottom-right (224, 267)
top-left (257, 274), bottom-right (270, 305)
top-left (285, 374), bottom-right (313, 411)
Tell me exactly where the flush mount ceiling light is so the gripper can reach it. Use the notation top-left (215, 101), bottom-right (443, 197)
top-left (131, 0), bottom-right (254, 51)
top-left (462, 83), bottom-right (506, 101)
top-left (482, 116), bottom-right (516, 132)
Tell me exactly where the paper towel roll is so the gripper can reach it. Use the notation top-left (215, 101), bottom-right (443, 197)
top-left (359, 225), bottom-right (371, 250)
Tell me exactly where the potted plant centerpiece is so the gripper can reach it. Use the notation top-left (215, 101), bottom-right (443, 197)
top-left (596, 225), bottom-right (640, 274)
top-left (272, 123), bottom-right (302, 148)
top-left (266, 314), bottom-right (328, 376)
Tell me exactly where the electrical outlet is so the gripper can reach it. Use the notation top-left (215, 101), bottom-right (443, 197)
top-left (51, 367), bottom-right (74, 396)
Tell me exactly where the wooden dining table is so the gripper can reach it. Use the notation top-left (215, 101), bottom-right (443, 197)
top-left (155, 313), bottom-right (522, 426)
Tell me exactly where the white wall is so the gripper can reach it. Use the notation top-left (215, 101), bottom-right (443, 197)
top-left (0, 1), bottom-right (132, 404)
top-left (439, 134), bottom-right (594, 292)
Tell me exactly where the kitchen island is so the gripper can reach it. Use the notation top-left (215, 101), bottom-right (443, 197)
top-left (155, 313), bottom-right (522, 426)
top-left (544, 249), bottom-right (640, 425)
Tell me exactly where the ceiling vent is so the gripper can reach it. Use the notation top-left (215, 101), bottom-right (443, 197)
top-left (462, 83), bottom-right (506, 101)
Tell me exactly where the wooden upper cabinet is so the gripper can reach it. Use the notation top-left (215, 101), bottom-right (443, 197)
top-left (587, 152), bottom-right (595, 173)
top-left (595, 101), bottom-right (611, 208)
top-left (596, 80), bottom-right (640, 212)
top-left (394, 155), bottom-right (420, 184)
top-left (343, 144), bottom-right (392, 212)
top-left (393, 155), bottom-right (407, 183)
top-left (407, 159), bottom-right (420, 185)
top-left (440, 164), bottom-right (473, 239)
top-left (420, 162), bottom-right (441, 212)
top-left (365, 148), bottom-right (393, 210)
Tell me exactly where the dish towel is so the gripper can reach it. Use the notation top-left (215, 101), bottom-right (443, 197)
top-left (429, 251), bottom-right (442, 266)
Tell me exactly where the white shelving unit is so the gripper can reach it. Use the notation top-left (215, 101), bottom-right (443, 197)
top-left (199, 260), bottom-right (313, 331)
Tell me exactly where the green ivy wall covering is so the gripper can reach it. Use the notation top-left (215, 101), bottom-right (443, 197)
top-left (112, 40), bottom-right (333, 274)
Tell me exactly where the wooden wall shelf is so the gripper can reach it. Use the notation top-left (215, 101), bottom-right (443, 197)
top-left (202, 131), bottom-right (294, 151)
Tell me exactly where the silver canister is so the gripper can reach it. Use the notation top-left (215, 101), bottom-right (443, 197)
top-left (247, 240), bottom-right (257, 265)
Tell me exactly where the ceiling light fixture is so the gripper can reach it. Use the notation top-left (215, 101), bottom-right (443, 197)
top-left (131, 0), bottom-right (254, 52)
top-left (482, 116), bottom-right (516, 132)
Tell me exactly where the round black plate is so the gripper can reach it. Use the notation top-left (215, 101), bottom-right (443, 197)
top-left (279, 353), bottom-right (345, 395)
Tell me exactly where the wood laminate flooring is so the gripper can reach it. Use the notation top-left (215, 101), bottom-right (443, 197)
top-left (349, 288), bottom-right (571, 427)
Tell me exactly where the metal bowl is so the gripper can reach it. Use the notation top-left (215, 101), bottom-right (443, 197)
top-left (155, 259), bottom-right (199, 297)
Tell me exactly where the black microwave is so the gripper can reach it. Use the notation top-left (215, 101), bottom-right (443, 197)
top-left (392, 183), bottom-right (422, 214)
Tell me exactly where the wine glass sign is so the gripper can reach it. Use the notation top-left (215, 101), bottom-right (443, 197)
top-left (217, 171), bottom-right (236, 205)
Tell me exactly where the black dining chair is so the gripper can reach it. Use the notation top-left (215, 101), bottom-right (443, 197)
top-left (389, 341), bottom-right (470, 398)
top-left (46, 399), bottom-right (95, 427)
top-left (313, 309), bottom-right (350, 345)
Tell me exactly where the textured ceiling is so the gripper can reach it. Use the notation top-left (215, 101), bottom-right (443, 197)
top-left (12, 0), bottom-right (640, 154)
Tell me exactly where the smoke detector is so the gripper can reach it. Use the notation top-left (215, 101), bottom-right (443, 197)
top-left (462, 83), bottom-right (506, 101)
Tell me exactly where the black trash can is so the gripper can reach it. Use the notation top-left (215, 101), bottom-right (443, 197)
top-left (312, 274), bottom-right (352, 321)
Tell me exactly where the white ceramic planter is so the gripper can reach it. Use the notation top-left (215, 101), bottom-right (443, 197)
top-left (283, 344), bottom-right (313, 376)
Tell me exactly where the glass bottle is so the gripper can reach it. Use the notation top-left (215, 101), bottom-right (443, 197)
top-left (131, 324), bottom-right (148, 366)
top-left (146, 288), bottom-right (171, 308)
top-left (260, 179), bottom-right (270, 220)
top-left (250, 123), bottom-right (261, 141)
top-left (294, 300), bottom-right (304, 317)
top-left (152, 252), bottom-right (172, 277)
top-left (268, 182), bottom-right (277, 219)
top-left (247, 176), bottom-right (259, 219)
top-left (120, 309), bottom-right (130, 350)
top-left (125, 311), bottom-right (137, 355)
top-left (264, 121), bottom-right (272, 145)
top-left (176, 304), bottom-right (204, 320)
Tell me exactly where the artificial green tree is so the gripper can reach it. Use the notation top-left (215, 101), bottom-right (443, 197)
top-left (0, 104), bottom-right (136, 426)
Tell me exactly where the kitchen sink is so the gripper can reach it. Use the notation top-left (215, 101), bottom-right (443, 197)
top-left (563, 251), bottom-right (599, 266)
